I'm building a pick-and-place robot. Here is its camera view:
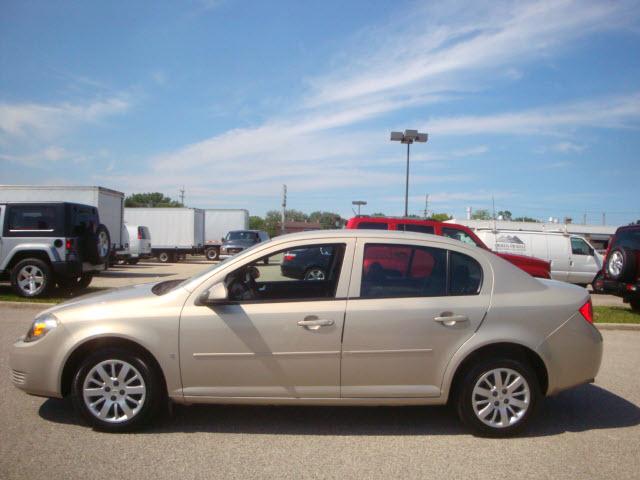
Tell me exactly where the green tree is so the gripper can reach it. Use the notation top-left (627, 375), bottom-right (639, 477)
top-left (248, 216), bottom-right (265, 230)
top-left (309, 211), bottom-right (345, 229)
top-left (264, 210), bottom-right (282, 237)
top-left (429, 212), bottom-right (452, 222)
top-left (285, 209), bottom-right (309, 222)
top-left (125, 192), bottom-right (183, 208)
top-left (498, 210), bottom-right (512, 220)
top-left (471, 209), bottom-right (491, 220)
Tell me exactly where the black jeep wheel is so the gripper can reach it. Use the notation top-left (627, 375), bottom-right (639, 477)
top-left (630, 297), bottom-right (640, 313)
top-left (58, 273), bottom-right (93, 291)
top-left (10, 258), bottom-right (52, 298)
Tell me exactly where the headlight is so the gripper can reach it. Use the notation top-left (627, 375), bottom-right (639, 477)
top-left (24, 314), bottom-right (59, 343)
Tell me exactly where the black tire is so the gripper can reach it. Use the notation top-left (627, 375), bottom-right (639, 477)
top-left (205, 248), bottom-right (219, 261)
top-left (127, 258), bottom-right (140, 265)
top-left (10, 258), bottom-right (53, 298)
top-left (71, 347), bottom-right (164, 432)
top-left (605, 247), bottom-right (636, 282)
top-left (456, 358), bottom-right (540, 437)
top-left (85, 224), bottom-right (111, 265)
top-left (157, 252), bottom-right (170, 263)
top-left (630, 297), bottom-right (640, 313)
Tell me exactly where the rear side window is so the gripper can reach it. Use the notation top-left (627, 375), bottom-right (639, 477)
top-left (138, 226), bottom-right (151, 239)
top-left (613, 229), bottom-right (640, 250)
top-left (356, 222), bottom-right (388, 230)
top-left (4, 205), bottom-right (62, 236)
top-left (361, 244), bottom-right (482, 298)
top-left (399, 223), bottom-right (434, 234)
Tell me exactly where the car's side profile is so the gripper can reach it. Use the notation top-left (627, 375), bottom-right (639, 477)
top-left (10, 230), bottom-right (602, 436)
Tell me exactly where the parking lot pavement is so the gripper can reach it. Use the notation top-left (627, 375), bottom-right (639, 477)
top-left (1, 305), bottom-right (639, 480)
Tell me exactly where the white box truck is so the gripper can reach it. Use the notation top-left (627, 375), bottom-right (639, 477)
top-left (0, 185), bottom-right (124, 253)
top-left (203, 209), bottom-right (249, 260)
top-left (124, 208), bottom-right (205, 262)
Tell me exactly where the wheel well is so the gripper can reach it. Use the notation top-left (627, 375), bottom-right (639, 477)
top-left (448, 342), bottom-right (548, 403)
top-left (7, 251), bottom-right (51, 271)
top-left (60, 337), bottom-right (168, 397)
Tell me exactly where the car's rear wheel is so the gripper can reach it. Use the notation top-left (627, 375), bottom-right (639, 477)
top-left (456, 358), bottom-right (540, 437)
top-left (10, 258), bottom-right (52, 298)
top-left (71, 348), bottom-right (163, 432)
top-left (304, 267), bottom-right (326, 281)
top-left (630, 297), bottom-right (640, 313)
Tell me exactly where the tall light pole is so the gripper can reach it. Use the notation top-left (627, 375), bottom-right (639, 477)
top-left (390, 129), bottom-right (428, 217)
top-left (352, 200), bottom-right (367, 216)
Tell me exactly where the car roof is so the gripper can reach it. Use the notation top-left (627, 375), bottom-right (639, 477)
top-left (267, 229), bottom-right (478, 250)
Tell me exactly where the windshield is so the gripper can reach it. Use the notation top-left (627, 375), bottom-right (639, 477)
top-left (226, 231), bottom-right (258, 241)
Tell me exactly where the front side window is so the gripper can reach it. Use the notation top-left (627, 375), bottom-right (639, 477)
top-left (571, 237), bottom-right (591, 256)
top-left (441, 227), bottom-right (480, 246)
top-left (225, 243), bottom-right (346, 302)
top-left (360, 244), bottom-right (483, 298)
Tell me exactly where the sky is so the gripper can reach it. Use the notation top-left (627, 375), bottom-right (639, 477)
top-left (1, 0), bottom-right (640, 225)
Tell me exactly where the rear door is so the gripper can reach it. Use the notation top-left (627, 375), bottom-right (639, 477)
top-left (341, 238), bottom-right (492, 398)
top-left (547, 235), bottom-right (570, 281)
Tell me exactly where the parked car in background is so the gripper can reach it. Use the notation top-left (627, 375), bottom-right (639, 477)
top-left (117, 225), bottom-right (152, 265)
top-left (124, 208), bottom-right (205, 263)
top-left (346, 217), bottom-right (551, 279)
top-left (475, 230), bottom-right (602, 286)
top-left (203, 209), bottom-right (250, 261)
top-left (598, 223), bottom-right (640, 311)
top-left (10, 230), bottom-right (602, 436)
top-left (0, 202), bottom-right (110, 297)
top-left (219, 230), bottom-right (270, 259)
top-left (280, 245), bottom-right (336, 280)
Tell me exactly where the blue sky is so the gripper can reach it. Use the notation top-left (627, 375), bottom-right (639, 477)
top-left (1, 0), bottom-right (639, 224)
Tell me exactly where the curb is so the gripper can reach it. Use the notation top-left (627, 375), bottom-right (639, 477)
top-left (0, 301), bottom-right (56, 309)
top-left (595, 322), bottom-right (640, 331)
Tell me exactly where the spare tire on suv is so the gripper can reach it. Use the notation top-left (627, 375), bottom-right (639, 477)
top-left (84, 224), bottom-right (111, 265)
top-left (605, 247), bottom-right (636, 282)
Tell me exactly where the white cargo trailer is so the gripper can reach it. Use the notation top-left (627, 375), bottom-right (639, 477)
top-left (203, 209), bottom-right (249, 260)
top-left (0, 185), bottom-right (124, 251)
top-left (124, 208), bottom-right (205, 262)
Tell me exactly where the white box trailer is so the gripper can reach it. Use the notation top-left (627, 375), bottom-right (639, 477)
top-left (203, 209), bottom-right (249, 260)
top-left (124, 207), bottom-right (205, 262)
top-left (0, 185), bottom-right (124, 251)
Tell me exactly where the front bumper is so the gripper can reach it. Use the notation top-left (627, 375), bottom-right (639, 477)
top-left (538, 313), bottom-right (603, 395)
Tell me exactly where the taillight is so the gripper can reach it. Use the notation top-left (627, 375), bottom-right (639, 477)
top-left (283, 253), bottom-right (296, 262)
top-left (579, 299), bottom-right (593, 324)
top-left (65, 239), bottom-right (73, 251)
top-left (138, 228), bottom-right (142, 240)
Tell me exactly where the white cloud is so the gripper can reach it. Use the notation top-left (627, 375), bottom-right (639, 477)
top-left (0, 146), bottom-right (88, 166)
top-left (552, 141), bottom-right (586, 153)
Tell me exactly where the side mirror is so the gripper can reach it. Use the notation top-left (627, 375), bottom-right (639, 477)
top-left (196, 282), bottom-right (229, 306)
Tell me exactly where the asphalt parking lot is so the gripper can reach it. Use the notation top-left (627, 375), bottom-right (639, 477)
top-left (1, 304), bottom-right (638, 480)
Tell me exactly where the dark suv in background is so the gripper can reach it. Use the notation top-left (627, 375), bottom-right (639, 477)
top-left (599, 223), bottom-right (640, 312)
top-left (0, 202), bottom-right (111, 297)
top-left (219, 230), bottom-right (270, 259)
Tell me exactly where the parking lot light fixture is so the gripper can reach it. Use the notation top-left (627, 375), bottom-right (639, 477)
top-left (352, 200), bottom-right (367, 216)
top-left (390, 129), bottom-right (428, 217)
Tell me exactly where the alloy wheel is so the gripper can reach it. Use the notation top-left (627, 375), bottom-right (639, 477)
top-left (607, 251), bottom-right (623, 277)
top-left (471, 368), bottom-right (530, 428)
top-left (305, 268), bottom-right (326, 281)
top-left (82, 359), bottom-right (147, 424)
top-left (17, 265), bottom-right (45, 296)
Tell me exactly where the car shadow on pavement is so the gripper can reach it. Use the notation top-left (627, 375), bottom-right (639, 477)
top-left (38, 384), bottom-right (639, 437)
top-left (97, 272), bottom-right (175, 279)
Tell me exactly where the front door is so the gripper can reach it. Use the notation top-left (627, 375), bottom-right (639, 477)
top-left (568, 236), bottom-right (600, 284)
top-left (341, 240), bottom-right (491, 398)
top-left (179, 240), bottom-right (354, 398)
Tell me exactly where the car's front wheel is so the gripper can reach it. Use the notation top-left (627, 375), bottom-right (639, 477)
top-left (71, 348), bottom-right (163, 432)
top-left (456, 358), bottom-right (540, 437)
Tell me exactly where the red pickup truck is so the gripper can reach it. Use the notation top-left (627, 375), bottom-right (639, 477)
top-left (345, 216), bottom-right (551, 279)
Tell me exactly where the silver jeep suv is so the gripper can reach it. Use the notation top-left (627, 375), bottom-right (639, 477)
top-left (0, 202), bottom-right (111, 297)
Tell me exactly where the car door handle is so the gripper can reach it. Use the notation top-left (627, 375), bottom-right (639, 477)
top-left (297, 317), bottom-right (334, 330)
top-left (433, 314), bottom-right (469, 326)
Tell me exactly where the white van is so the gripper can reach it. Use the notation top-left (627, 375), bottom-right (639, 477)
top-left (119, 224), bottom-right (152, 265)
top-left (474, 230), bottom-right (602, 285)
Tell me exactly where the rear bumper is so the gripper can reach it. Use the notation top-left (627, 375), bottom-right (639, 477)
top-left (601, 279), bottom-right (639, 301)
top-left (538, 313), bottom-right (603, 395)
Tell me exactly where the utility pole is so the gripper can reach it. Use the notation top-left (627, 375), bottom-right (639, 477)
top-left (281, 184), bottom-right (287, 234)
top-left (179, 186), bottom-right (185, 206)
top-left (423, 194), bottom-right (429, 219)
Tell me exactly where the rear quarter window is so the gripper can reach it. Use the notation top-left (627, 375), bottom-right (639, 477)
top-left (613, 229), bottom-right (640, 250)
top-left (356, 222), bottom-right (389, 230)
top-left (4, 204), bottom-right (64, 237)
